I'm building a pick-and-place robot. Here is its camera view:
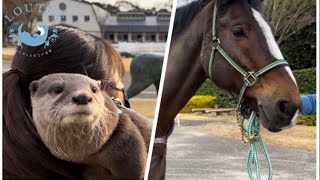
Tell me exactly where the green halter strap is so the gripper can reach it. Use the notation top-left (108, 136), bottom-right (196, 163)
top-left (208, 2), bottom-right (288, 180)
top-left (208, 2), bottom-right (288, 109)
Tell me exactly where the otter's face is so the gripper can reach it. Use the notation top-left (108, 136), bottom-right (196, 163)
top-left (29, 73), bottom-right (120, 162)
top-left (30, 74), bottom-right (105, 127)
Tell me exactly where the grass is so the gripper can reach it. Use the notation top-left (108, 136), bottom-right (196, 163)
top-left (178, 114), bottom-right (316, 152)
top-left (121, 57), bottom-right (132, 73)
top-left (129, 98), bottom-right (156, 119)
top-left (3, 55), bottom-right (13, 61)
top-left (2, 47), bottom-right (15, 61)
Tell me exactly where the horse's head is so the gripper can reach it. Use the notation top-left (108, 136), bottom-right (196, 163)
top-left (202, 0), bottom-right (301, 132)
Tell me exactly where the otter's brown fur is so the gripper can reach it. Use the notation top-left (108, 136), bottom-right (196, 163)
top-left (30, 73), bottom-right (152, 180)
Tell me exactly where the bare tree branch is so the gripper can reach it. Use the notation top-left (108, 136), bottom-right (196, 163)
top-left (263, 0), bottom-right (316, 45)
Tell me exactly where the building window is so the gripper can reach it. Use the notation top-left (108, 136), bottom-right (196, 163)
top-left (137, 34), bottom-right (142, 42)
top-left (123, 34), bottom-right (128, 42)
top-left (131, 33), bottom-right (143, 42)
top-left (159, 33), bottom-right (168, 42)
top-left (37, 15), bottom-right (43, 22)
top-left (117, 34), bottom-right (123, 41)
top-left (73, 16), bottom-right (78, 22)
top-left (49, 15), bottom-right (54, 22)
top-left (109, 34), bottom-right (114, 42)
top-left (60, 15), bottom-right (66, 22)
top-left (59, 3), bottom-right (66, 11)
top-left (151, 35), bottom-right (156, 42)
top-left (84, 16), bottom-right (90, 22)
top-left (118, 33), bottom-right (129, 42)
top-left (145, 33), bottom-right (156, 42)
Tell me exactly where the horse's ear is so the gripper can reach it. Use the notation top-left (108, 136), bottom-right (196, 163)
top-left (248, 0), bottom-right (263, 10)
top-left (217, 0), bottom-right (236, 7)
top-left (217, 0), bottom-right (263, 12)
top-left (216, 0), bottom-right (236, 15)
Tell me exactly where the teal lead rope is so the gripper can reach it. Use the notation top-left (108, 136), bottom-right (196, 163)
top-left (241, 111), bottom-right (273, 180)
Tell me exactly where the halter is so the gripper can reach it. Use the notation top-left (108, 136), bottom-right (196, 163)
top-left (207, 2), bottom-right (288, 180)
top-left (208, 3), bottom-right (288, 109)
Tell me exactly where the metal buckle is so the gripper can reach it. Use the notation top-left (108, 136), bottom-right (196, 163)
top-left (244, 72), bottom-right (258, 87)
top-left (111, 97), bottom-right (123, 106)
top-left (212, 36), bottom-right (220, 48)
top-left (154, 137), bottom-right (167, 144)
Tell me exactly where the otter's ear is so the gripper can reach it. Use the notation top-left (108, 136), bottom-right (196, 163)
top-left (96, 80), bottom-right (102, 88)
top-left (29, 81), bottom-right (39, 96)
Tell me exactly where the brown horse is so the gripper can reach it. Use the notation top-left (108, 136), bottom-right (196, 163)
top-left (149, 0), bottom-right (301, 179)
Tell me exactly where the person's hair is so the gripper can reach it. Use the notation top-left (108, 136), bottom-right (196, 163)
top-left (3, 25), bottom-right (124, 179)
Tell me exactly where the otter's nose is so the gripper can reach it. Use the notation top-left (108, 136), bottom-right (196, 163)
top-left (276, 99), bottom-right (299, 119)
top-left (72, 94), bottom-right (92, 105)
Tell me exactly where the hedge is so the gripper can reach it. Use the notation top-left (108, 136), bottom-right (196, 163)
top-left (280, 22), bottom-right (316, 70)
top-left (195, 81), bottom-right (232, 108)
top-left (293, 68), bottom-right (316, 94)
top-left (180, 95), bottom-right (217, 113)
top-left (297, 115), bottom-right (316, 126)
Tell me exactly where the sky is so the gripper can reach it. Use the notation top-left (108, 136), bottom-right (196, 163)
top-left (87, 0), bottom-right (173, 9)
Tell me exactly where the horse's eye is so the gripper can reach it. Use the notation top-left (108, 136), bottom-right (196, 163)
top-left (91, 86), bottom-right (97, 93)
top-left (54, 87), bottom-right (63, 94)
top-left (233, 27), bottom-right (246, 38)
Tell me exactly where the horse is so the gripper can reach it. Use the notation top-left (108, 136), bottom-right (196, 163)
top-left (120, 52), bottom-right (163, 98)
top-left (149, 0), bottom-right (301, 179)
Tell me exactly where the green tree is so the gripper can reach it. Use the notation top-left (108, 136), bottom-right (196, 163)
top-left (104, 4), bottom-right (120, 15)
top-left (280, 22), bottom-right (316, 69)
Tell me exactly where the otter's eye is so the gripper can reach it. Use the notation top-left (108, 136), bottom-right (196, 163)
top-left (232, 27), bottom-right (246, 38)
top-left (54, 87), bottom-right (63, 94)
top-left (91, 86), bottom-right (97, 93)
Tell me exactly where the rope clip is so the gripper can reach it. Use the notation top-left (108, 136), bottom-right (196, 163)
top-left (248, 132), bottom-right (259, 143)
top-left (111, 97), bottom-right (123, 106)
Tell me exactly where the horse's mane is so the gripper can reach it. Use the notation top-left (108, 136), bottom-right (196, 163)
top-left (173, 0), bottom-right (209, 35)
top-left (3, 25), bottom-right (124, 179)
top-left (173, 0), bottom-right (263, 35)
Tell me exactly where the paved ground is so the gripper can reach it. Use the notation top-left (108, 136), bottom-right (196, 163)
top-left (166, 120), bottom-right (316, 180)
top-left (2, 61), bottom-right (11, 72)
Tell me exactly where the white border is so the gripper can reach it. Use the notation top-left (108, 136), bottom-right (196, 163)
top-left (143, 0), bottom-right (178, 179)
top-left (316, 0), bottom-right (319, 179)
top-left (1, 0), bottom-right (3, 179)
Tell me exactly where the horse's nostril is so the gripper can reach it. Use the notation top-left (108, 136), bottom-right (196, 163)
top-left (277, 100), bottom-right (297, 117)
top-left (279, 101), bottom-right (288, 113)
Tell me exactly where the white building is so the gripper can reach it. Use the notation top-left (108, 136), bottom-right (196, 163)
top-left (38, 0), bottom-right (109, 37)
top-left (103, 12), bottom-right (170, 43)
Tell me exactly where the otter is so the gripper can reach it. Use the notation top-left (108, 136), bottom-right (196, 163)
top-left (29, 73), bottom-right (152, 180)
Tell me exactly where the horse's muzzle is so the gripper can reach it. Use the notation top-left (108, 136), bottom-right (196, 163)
top-left (258, 97), bottom-right (301, 132)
